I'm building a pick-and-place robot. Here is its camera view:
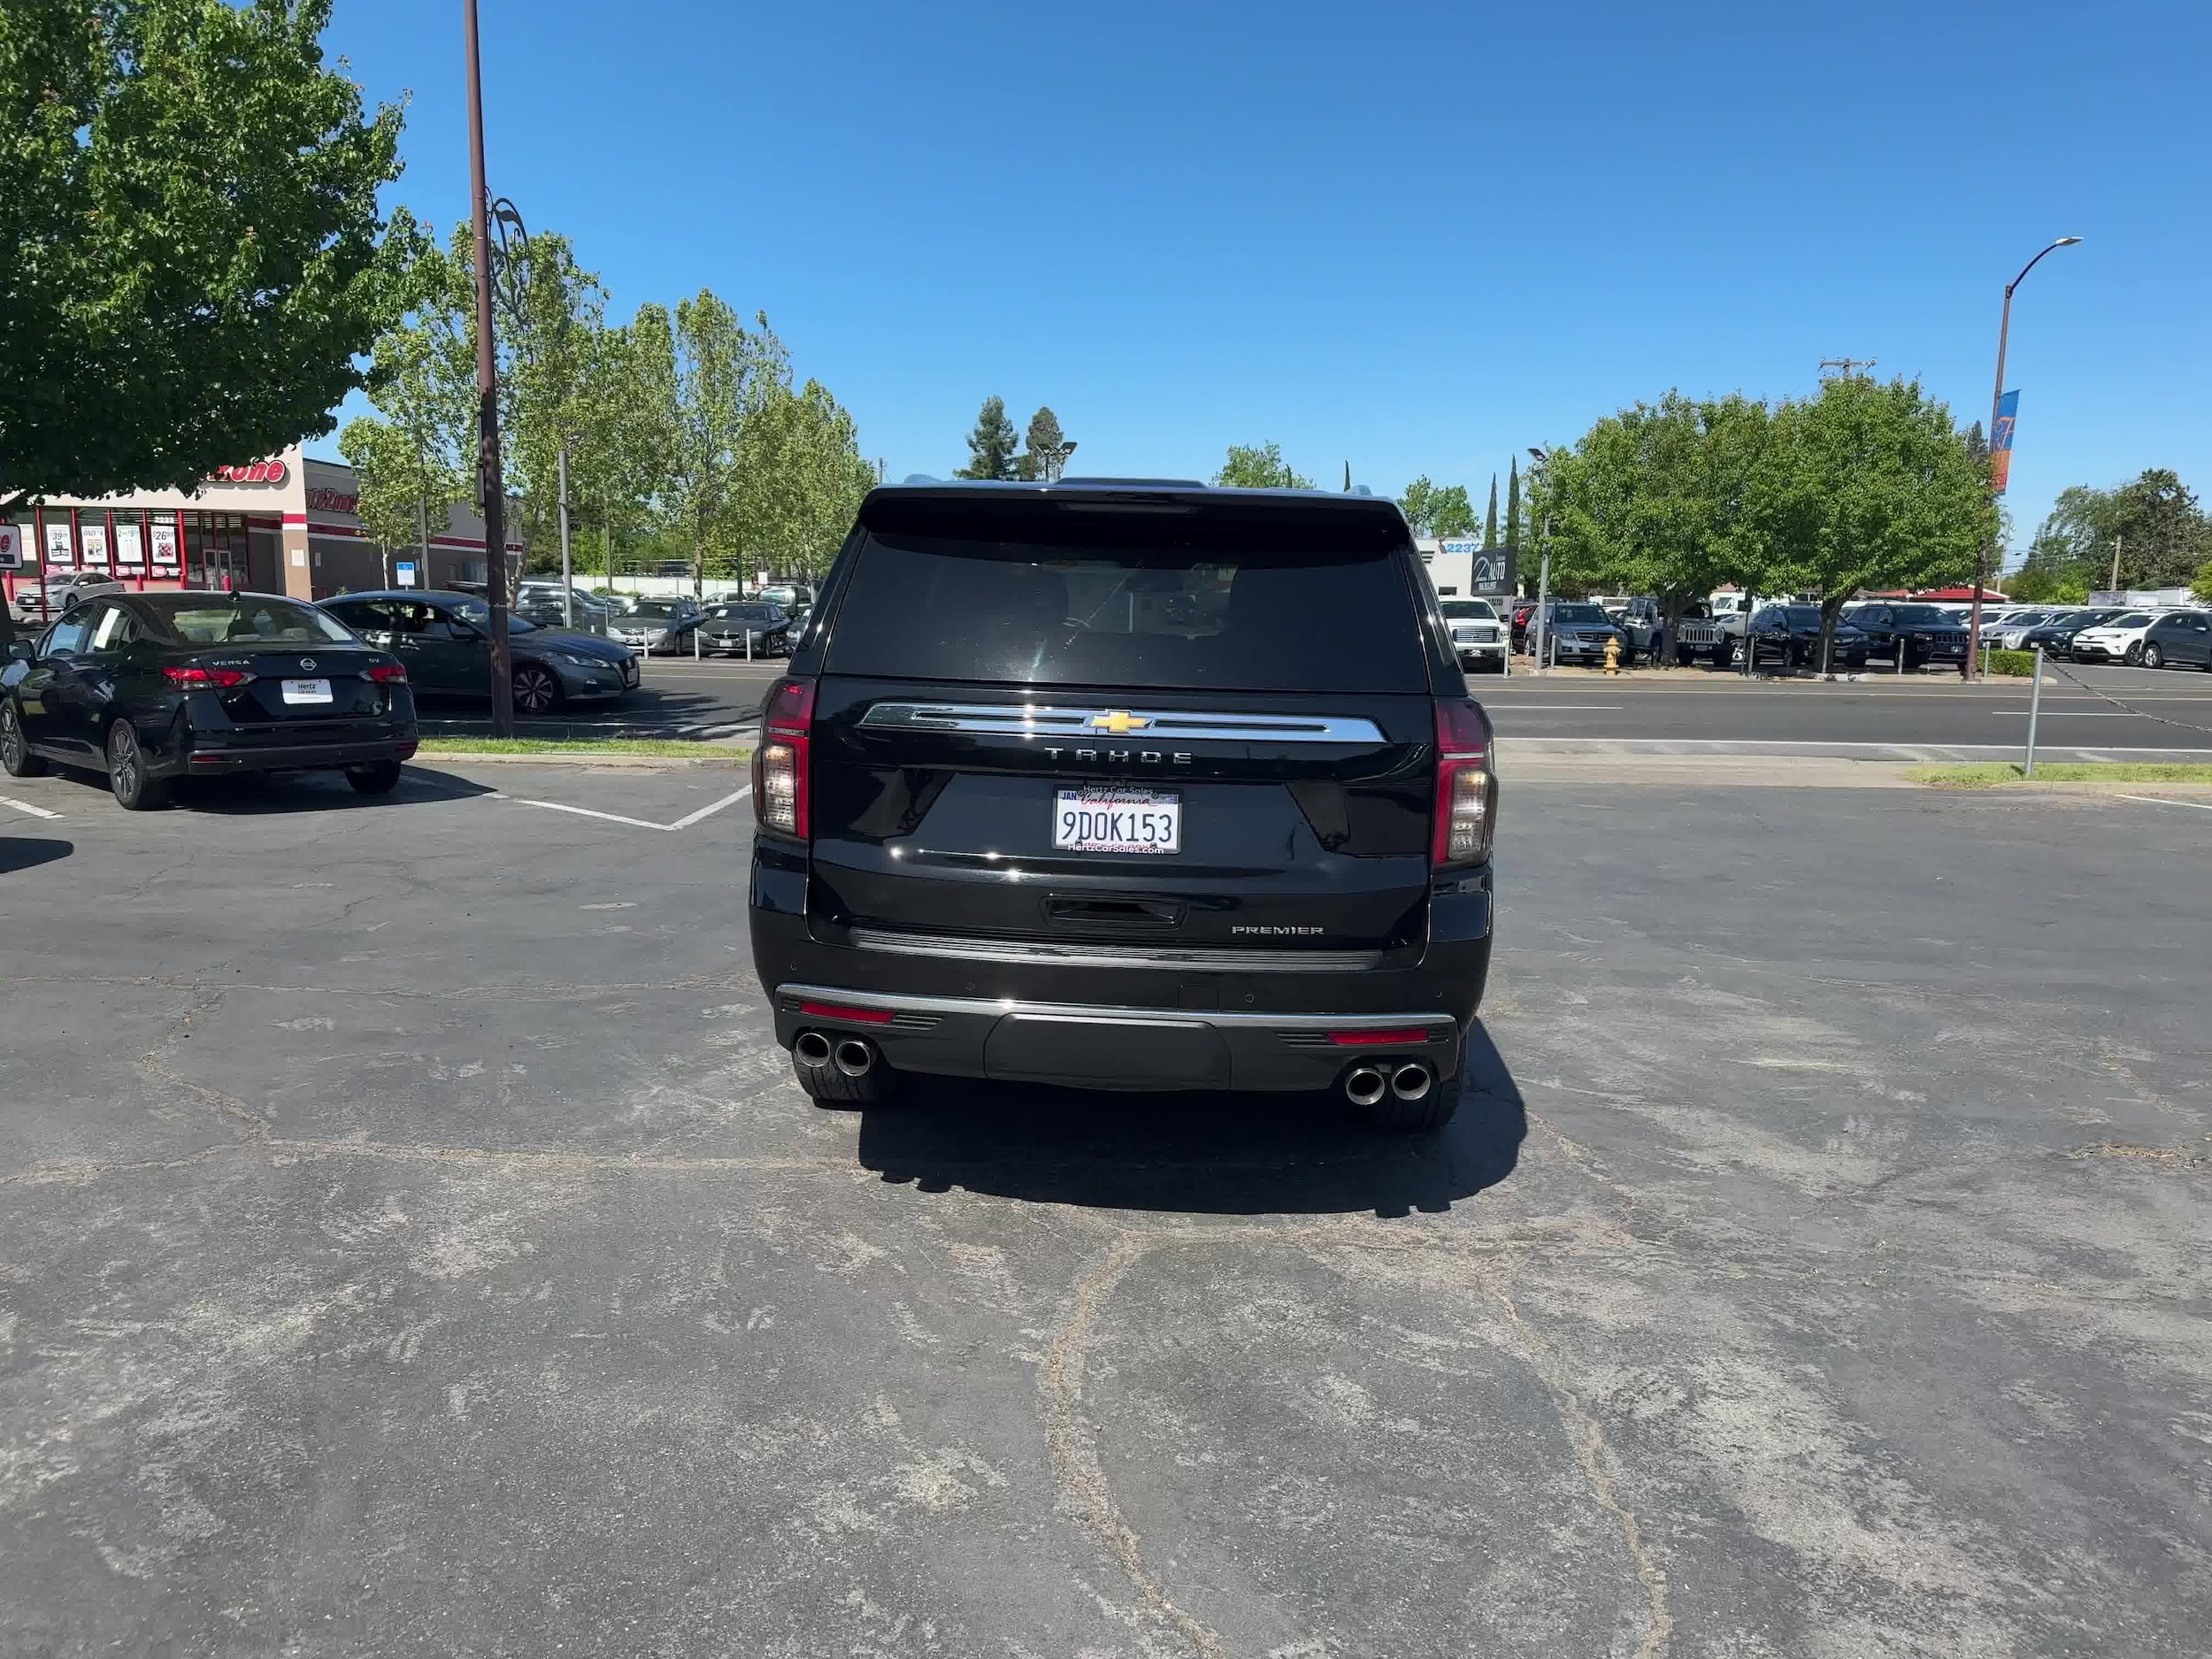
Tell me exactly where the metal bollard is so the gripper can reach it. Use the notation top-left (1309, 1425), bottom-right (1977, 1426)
top-left (2024, 646), bottom-right (2043, 779)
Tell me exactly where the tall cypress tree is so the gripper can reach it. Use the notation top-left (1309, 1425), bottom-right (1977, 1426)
top-left (1484, 474), bottom-right (1499, 547)
top-left (1504, 457), bottom-right (1521, 547)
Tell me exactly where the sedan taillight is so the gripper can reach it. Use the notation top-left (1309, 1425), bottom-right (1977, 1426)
top-left (1432, 698), bottom-right (1497, 868)
top-left (752, 676), bottom-right (816, 839)
top-left (162, 665), bottom-right (252, 688)
top-left (367, 663), bottom-right (407, 684)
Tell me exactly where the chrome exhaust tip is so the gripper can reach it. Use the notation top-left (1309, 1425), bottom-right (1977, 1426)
top-left (1343, 1064), bottom-right (1387, 1109)
top-left (833, 1037), bottom-right (877, 1079)
top-left (793, 1030), bottom-right (833, 1068)
top-left (1390, 1063), bottom-right (1433, 1102)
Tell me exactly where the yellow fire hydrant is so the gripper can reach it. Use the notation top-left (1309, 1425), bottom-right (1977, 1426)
top-left (1603, 634), bottom-right (1623, 675)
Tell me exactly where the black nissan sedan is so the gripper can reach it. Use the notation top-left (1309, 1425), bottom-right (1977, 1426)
top-left (1, 590), bottom-right (418, 810)
top-left (319, 590), bottom-right (639, 714)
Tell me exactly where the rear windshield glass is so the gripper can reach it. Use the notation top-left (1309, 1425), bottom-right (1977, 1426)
top-left (139, 595), bottom-right (354, 645)
top-left (826, 525), bottom-right (1429, 691)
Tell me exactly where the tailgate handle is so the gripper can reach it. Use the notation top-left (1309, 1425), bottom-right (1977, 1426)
top-left (1043, 895), bottom-right (1185, 930)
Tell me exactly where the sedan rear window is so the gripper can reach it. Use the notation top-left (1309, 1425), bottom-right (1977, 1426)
top-left (826, 527), bottom-right (1430, 692)
top-left (139, 595), bottom-right (355, 645)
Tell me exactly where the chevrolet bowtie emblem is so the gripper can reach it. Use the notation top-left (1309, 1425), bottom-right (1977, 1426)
top-left (1089, 710), bottom-right (1152, 734)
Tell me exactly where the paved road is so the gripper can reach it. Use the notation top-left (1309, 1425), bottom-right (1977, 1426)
top-left (3, 762), bottom-right (2207, 1655)
top-left (1479, 658), bottom-right (2212, 758)
top-left (415, 656), bottom-right (782, 741)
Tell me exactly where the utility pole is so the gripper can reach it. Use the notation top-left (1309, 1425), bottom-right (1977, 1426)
top-left (1818, 357), bottom-right (1878, 380)
top-left (464, 0), bottom-right (515, 736)
top-left (2108, 534), bottom-right (2124, 597)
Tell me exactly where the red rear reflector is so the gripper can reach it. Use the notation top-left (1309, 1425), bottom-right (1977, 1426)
top-left (1329, 1027), bottom-right (1432, 1046)
top-left (367, 662), bottom-right (407, 684)
top-left (798, 1000), bottom-right (895, 1025)
top-left (162, 665), bottom-right (251, 688)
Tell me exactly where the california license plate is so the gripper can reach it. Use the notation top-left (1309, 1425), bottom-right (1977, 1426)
top-left (282, 678), bottom-right (333, 704)
top-left (1054, 787), bottom-right (1180, 855)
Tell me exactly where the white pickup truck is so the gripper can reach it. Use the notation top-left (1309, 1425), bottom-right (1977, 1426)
top-left (1439, 598), bottom-right (1508, 673)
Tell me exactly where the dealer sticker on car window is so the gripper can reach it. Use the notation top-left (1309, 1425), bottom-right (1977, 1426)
top-left (1053, 786), bottom-right (1181, 855)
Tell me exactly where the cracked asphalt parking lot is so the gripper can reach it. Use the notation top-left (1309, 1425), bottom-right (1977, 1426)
top-left (3, 762), bottom-right (2208, 1657)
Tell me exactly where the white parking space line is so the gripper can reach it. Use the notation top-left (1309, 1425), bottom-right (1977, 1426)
top-left (2116, 795), bottom-right (2212, 813)
top-left (666, 787), bottom-right (751, 830)
top-left (1992, 710), bottom-right (2142, 718)
top-left (1489, 703), bottom-right (1626, 710)
top-left (513, 800), bottom-right (675, 831)
top-left (511, 785), bottom-right (751, 833)
top-left (0, 795), bottom-right (62, 819)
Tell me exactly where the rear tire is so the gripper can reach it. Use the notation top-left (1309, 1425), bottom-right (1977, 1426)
top-left (1, 701), bottom-right (45, 777)
top-left (1358, 1077), bottom-right (1462, 1133)
top-left (105, 719), bottom-right (167, 810)
top-left (346, 759), bottom-right (403, 795)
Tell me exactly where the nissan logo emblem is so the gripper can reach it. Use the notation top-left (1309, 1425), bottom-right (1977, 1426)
top-left (299, 657), bottom-right (316, 671)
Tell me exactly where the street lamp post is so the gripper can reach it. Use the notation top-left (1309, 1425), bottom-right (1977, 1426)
top-left (1969, 236), bottom-right (2081, 680)
top-left (463, 0), bottom-right (516, 736)
top-left (1526, 448), bottom-right (1552, 673)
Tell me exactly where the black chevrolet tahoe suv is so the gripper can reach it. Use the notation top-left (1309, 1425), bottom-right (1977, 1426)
top-left (748, 480), bottom-right (1498, 1130)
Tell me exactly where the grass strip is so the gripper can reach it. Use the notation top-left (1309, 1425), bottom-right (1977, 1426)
top-left (1914, 762), bottom-right (2212, 788)
top-left (416, 736), bottom-right (749, 760)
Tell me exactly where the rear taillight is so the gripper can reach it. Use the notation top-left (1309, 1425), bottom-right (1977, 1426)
top-left (1432, 698), bottom-right (1496, 868)
top-left (162, 665), bottom-right (252, 689)
top-left (752, 676), bottom-right (816, 839)
top-left (367, 662), bottom-right (407, 684)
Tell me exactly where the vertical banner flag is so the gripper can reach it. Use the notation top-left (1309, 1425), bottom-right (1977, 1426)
top-left (1989, 390), bottom-right (2020, 495)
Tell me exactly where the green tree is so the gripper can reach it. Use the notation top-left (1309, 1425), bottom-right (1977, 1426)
top-left (2193, 557), bottom-right (2212, 606)
top-left (2, 0), bottom-right (405, 511)
top-left (1484, 475), bottom-right (1499, 547)
top-left (1017, 406), bottom-right (1075, 481)
top-left (1504, 457), bottom-right (1521, 548)
top-left (1749, 375), bottom-right (1991, 668)
top-left (1214, 442), bottom-right (1313, 489)
top-left (2003, 565), bottom-right (2089, 605)
top-left (737, 377), bottom-right (874, 582)
top-left (956, 396), bottom-right (1021, 480)
top-left (2025, 470), bottom-right (2212, 591)
top-left (1400, 477), bottom-right (1441, 535)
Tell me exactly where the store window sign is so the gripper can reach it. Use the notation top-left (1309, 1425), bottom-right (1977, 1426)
top-left (0, 524), bottom-right (21, 568)
top-left (212, 460), bottom-right (288, 485)
top-left (150, 519), bottom-right (180, 569)
top-left (45, 520), bottom-right (76, 567)
top-left (81, 521), bottom-right (111, 567)
top-left (115, 520), bottom-right (145, 567)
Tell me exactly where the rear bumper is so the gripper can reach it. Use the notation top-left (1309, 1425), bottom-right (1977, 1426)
top-left (749, 869), bottom-right (1493, 1093)
top-left (168, 728), bottom-right (419, 777)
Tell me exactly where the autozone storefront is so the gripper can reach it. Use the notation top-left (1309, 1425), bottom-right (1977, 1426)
top-left (4, 447), bottom-right (524, 618)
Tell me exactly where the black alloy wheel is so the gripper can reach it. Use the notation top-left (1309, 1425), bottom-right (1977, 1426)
top-left (512, 663), bottom-right (563, 716)
top-left (1, 700), bottom-right (45, 777)
top-left (346, 759), bottom-right (403, 795)
top-left (105, 719), bottom-right (166, 810)
top-left (2142, 642), bottom-right (2165, 670)
top-left (2124, 641), bottom-right (2144, 666)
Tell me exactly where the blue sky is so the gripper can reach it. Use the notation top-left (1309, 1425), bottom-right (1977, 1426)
top-left (319, 0), bottom-right (2209, 558)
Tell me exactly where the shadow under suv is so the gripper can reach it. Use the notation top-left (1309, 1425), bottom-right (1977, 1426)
top-left (748, 480), bottom-right (1498, 1130)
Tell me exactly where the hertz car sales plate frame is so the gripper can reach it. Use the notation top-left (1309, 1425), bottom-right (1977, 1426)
top-left (1053, 786), bottom-right (1181, 856)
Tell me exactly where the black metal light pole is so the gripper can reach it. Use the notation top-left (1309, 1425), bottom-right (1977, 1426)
top-left (464, 0), bottom-right (516, 735)
top-left (1968, 235), bottom-right (2081, 680)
